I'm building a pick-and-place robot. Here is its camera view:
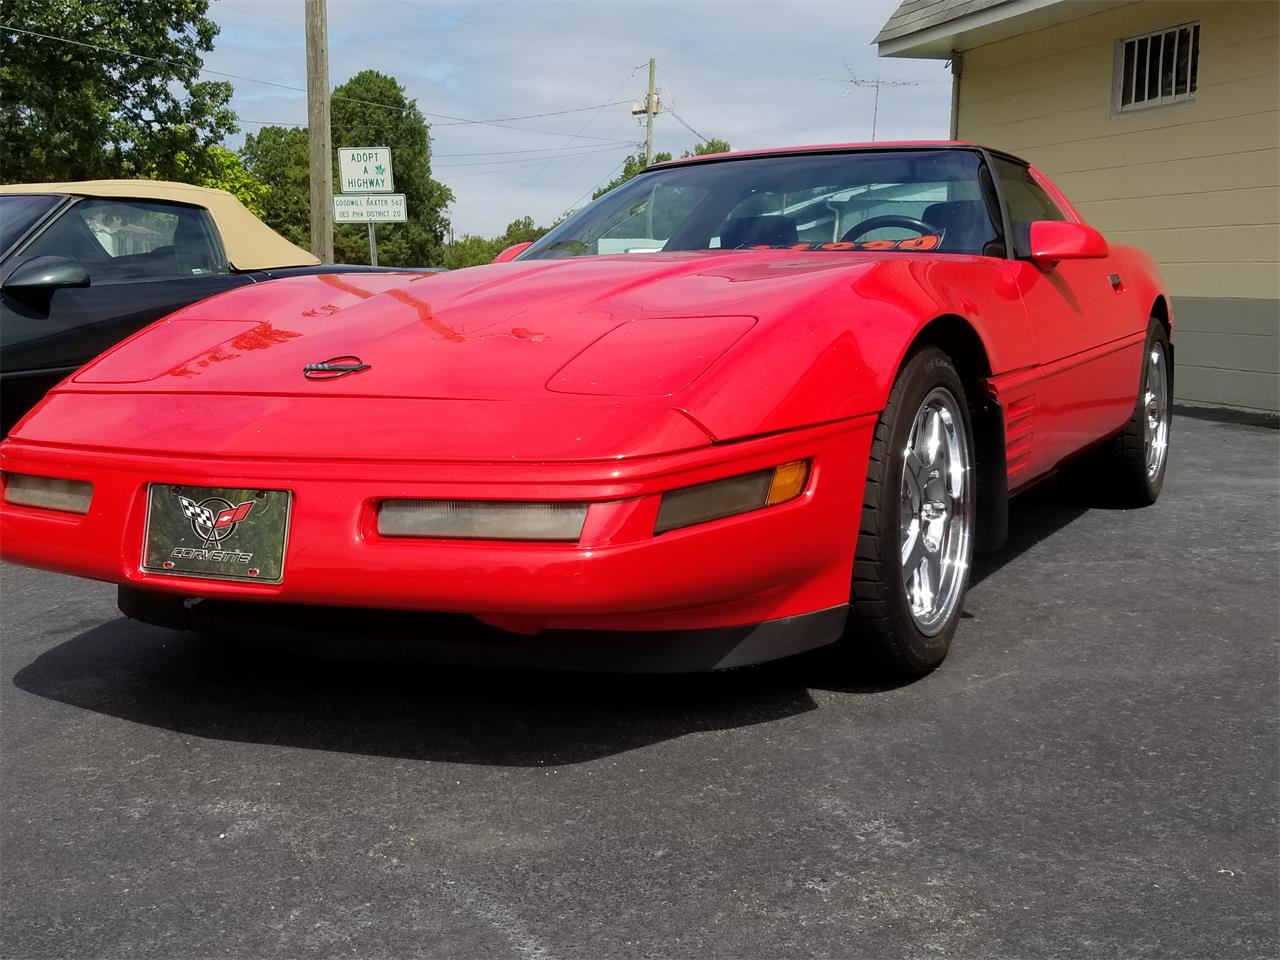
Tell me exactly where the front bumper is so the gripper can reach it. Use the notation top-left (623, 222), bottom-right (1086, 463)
top-left (1, 415), bottom-right (874, 637)
top-left (118, 588), bottom-right (851, 673)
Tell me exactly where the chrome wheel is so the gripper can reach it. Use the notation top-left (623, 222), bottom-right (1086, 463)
top-left (1143, 341), bottom-right (1170, 480)
top-left (899, 387), bottom-right (973, 635)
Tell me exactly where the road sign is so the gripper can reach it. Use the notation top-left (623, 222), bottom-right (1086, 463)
top-left (338, 146), bottom-right (394, 193)
top-left (333, 193), bottom-right (407, 223)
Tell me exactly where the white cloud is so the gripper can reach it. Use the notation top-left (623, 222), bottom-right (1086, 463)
top-left (207, 0), bottom-right (951, 236)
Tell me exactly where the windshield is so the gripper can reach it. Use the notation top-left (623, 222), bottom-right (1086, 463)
top-left (0, 194), bottom-right (63, 257)
top-left (522, 148), bottom-right (1004, 261)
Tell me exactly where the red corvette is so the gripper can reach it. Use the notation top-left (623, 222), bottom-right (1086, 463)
top-left (0, 143), bottom-right (1172, 677)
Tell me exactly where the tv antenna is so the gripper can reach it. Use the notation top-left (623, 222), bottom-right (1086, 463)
top-left (821, 70), bottom-right (934, 141)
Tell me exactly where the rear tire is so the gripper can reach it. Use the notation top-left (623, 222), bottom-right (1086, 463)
top-left (1097, 318), bottom-right (1172, 506)
top-left (840, 347), bottom-right (977, 679)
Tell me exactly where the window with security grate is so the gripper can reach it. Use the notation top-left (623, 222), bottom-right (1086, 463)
top-left (1116, 22), bottom-right (1200, 112)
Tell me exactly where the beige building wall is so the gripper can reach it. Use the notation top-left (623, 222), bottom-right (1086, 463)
top-left (957, 0), bottom-right (1279, 413)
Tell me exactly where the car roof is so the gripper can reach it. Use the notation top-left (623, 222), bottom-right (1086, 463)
top-left (649, 140), bottom-right (1028, 170)
top-left (0, 179), bottom-right (320, 271)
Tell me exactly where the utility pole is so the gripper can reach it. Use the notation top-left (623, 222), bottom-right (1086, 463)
top-left (305, 0), bottom-right (333, 263)
top-left (644, 57), bottom-right (656, 166)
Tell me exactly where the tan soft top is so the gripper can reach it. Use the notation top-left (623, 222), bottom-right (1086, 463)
top-left (0, 179), bottom-right (320, 270)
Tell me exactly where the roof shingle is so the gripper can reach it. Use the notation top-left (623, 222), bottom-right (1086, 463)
top-left (874, 0), bottom-right (1013, 43)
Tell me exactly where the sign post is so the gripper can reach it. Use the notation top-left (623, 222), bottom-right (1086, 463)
top-left (335, 146), bottom-right (397, 266)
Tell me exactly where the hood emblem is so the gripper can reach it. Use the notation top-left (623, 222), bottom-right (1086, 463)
top-left (304, 355), bottom-right (371, 380)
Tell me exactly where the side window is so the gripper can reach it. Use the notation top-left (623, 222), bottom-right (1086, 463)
top-left (992, 157), bottom-right (1067, 256)
top-left (19, 198), bottom-right (229, 285)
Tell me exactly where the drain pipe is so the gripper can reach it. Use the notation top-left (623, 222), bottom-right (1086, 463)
top-left (947, 51), bottom-right (964, 139)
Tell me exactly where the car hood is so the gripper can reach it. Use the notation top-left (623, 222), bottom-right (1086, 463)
top-left (72, 251), bottom-right (871, 400)
top-left (23, 251), bottom-right (884, 461)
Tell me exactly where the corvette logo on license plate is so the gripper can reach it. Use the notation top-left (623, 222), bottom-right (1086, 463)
top-left (142, 484), bottom-right (291, 583)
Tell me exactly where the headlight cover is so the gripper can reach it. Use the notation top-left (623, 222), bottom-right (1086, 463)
top-left (378, 499), bottom-right (589, 541)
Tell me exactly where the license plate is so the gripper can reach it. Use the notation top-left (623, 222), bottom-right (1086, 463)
top-left (142, 484), bottom-right (291, 583)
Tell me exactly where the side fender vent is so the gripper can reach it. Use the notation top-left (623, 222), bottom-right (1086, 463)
top-left (1004, 393), bottom-right (1036, 482)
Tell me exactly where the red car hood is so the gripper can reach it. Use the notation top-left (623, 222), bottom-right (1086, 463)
top-left (19, 252), bottom-right (877, 461)
top-left (74, 251), bottom-right (868, 400)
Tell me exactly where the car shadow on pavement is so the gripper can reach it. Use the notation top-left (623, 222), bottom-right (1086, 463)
top-left (12, 616), bottom-right (837, 766)
top-left (11, 477), bottom-right (1093, 767)
top-left (969, 477), bottom-right (1091, 589)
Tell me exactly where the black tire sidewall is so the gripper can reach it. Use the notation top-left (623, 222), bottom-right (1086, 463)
top-left (1136, 320), bottom-right (1172, 501)
top-left (873, 349), bottom-right (976, 670)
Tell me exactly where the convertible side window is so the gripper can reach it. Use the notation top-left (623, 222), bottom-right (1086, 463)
top-left (992, 157), bottom-right (1068, 256)
top-left (18, 198), bottom-right (230, 285)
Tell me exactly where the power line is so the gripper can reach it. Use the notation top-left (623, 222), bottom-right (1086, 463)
top-left (1, 24), bottom-right (326, 98)
top-left (530, 110), bottom-right (636, 205)
top-left (441, 144), bottom-right (636, 179)
top-left (238, 122), bottom-right (634, 167)
top-left (0, 24), bottom-right (418, 113)
top-left (239, 111), bottom-right (634, 144)
top-left (515, 63), bottom-right (644, 207)
top-left (0, 25), bottom-right (637, 141)
top-left (661, 82), bottom-right (715, 148)
top-left (239, 118), bottom-right (306, 128)
top-left (435, 143), bottom-right (633, 168)
top-left (433, 101), bottom-right (629, 127)
top-left (667, 108), bottom-right (710, 145)
top-left (563, 153), bottom-right (634, 212)
top-left (217, 2), bottom-right (616, 99)
top-left (435, 141), bottom-right (636, 158)
top-left (216, 4), bottom-right (302, 29)
top-left (395, 0), bottom-right (633, 68)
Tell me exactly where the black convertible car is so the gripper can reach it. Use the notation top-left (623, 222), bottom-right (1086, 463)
top-left (0, 180), bottom-right (413, 434)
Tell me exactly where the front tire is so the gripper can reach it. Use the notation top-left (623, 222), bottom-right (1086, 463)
top-left (842, 347), bottom-right (976, 679)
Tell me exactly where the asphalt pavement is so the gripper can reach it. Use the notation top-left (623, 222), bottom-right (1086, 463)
top-left (1, 413), bottom-right (1277, 959)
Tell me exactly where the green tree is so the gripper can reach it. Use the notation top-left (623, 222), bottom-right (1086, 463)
top-left (592, 151), bottom-right (672, 200)
top-left (0, 0), bottom-right (238, 182)
top-left (441, 234), bottom-right (498, 271)
top-left (330, 70), bottom-right (452, 267)
top-left (682, 138), bottom-right (732, 158)
top-left (145, 146), bottom-right (270, 217)
top-left (590, 139), bottom-right (729, 200)
top-left (495, 216), bottom-right (548, 248)
top-left (241, 125), bottom-right (311, 247)
top-left (441, 217), bottom-right (552, 270)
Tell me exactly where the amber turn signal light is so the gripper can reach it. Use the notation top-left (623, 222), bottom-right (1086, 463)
top-left (655, 460), bottom-right (810, 534)
top-left (767, 460), bottom-right (809, 505)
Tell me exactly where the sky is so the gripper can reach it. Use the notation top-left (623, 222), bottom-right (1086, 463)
top-left (205, 0), bottom-right (953, 236)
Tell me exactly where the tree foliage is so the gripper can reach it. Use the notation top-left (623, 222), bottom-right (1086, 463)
top-left (144, 146), bottom-right (270, 217)
top-left (682, 138), bottom-right (732, 158)
top-left (591, 139), bottom-right (730, 200)
top-left (243, 71), bottom-right (454, 267)
top-left (592, 151), bottom-right (672, 200)
top-left (330, 70), bottom-right (453, 267)
top-left (240, 126), bottom-right (311, 248)
top-left (442, 216), bottom-right (551, 270)
top-left (0, 0), bottom-right (238, 182)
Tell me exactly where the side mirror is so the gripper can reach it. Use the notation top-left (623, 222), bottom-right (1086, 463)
top-left (492, 241), bottom-right (533, 264)
top-left (1027, 221), bottom-right (1108, 266)
top-left (3, 256), bottom-right (91, 296)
